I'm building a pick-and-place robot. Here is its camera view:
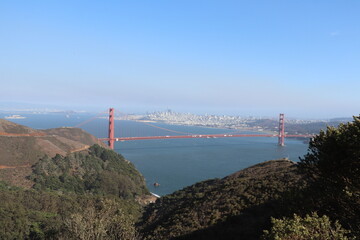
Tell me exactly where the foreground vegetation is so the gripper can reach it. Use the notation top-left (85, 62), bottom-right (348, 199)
top-left (140, 159), bottom-right (302, 239)
top-left (0, 182), bottom-right (140, 239)
top-left (297, 116), bottom-right (360, 236)
top-left (262, 213), bottom-right (353, 240)
top-left (0, 145), bottom-right (148, 239)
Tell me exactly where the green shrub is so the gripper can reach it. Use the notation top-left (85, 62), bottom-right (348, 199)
top-left (298, 116), bottom-right (360, 234)
top-left (262, 213), bottom-right (352, 240)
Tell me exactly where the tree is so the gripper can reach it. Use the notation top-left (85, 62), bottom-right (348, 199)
top-left (262, 213), bottom-right (352, 240)
top-left (62, 199), bottom-right (139, 240)
top-left (298, 116), bottom-right (360, 234)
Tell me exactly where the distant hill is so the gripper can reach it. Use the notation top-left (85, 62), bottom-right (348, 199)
top-left (0, 119), bottom-right (39, 135)
top-left (140, 159), bottom-right (303, 240)
top-left (249, 118), bottom-right (349, 135)
top-left (0, 119), bottom-right (106, 187)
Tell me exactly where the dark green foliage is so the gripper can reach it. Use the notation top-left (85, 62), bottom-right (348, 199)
top-left (140, 160), bottom-right (302, 240)
top-left (0, 200), bottom-right (29, 239)
top-left (0, 144), bottom-right (149, 239)
top-left (262, 213), bottom-right (352, 240)
top-left (62, 199), bottom-right (139, 240)
top-left (0, 181), bottom-right (141, 239)
top-left (30, 144), bottom-right (149, 199)
top-left (298, 116), bottom-right (360, 235)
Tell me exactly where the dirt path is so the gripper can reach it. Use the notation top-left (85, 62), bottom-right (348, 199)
top-left (0, 145), bottom-right (89, 170)
top-left (0, 132), bottom-right (46, 137)
top-left (0, 164), bottom-right (31, 169)
top-left (69, 145), bottom-right (90, 153)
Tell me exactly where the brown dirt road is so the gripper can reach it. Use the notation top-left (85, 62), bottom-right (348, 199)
top-left (0, 164), bottom-right (31, 169)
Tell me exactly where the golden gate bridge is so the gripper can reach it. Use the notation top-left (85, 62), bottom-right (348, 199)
top-left (88, 108), bottom-right (313, 150)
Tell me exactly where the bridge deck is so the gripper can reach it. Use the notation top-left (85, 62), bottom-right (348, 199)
top-left (100, 134), bottom-right (313, 142)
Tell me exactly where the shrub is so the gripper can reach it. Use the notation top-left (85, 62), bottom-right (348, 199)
top-left (262, 213), bottom-right (352, 240)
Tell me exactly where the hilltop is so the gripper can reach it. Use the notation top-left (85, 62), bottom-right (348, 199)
top-left (140, 159), bottom-right (304, 240)
top-left (0, 119), bottom-right (105, 187)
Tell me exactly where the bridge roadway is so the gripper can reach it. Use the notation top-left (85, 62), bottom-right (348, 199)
top-left (100, 133), bottom-right (313, 142)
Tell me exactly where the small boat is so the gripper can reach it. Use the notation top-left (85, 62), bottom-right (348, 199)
top-left (153, 182), bottom-right (160, 187)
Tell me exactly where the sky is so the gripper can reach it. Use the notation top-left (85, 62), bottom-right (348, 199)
top-left (1, 1), bottom-right (359, 118)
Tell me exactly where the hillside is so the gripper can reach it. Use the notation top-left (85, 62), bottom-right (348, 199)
top-left (140, 159), bottom-right (304, 240)
top-left (0, 119), bottom-right (106, 187)
top-left (0, 181), bottom-right (142, 239)
top-left (30, 144), bottom-right (150, 200)
top-left (0, 120), bottom-right (153, 239)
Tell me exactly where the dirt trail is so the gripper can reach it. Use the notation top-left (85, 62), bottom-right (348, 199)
top-left (0, 132), bottom-right (46, 137)
top-left (0, 164), bottom-right (31, 169)
top-left (69, 145), bottom-right (90, 153)
top-left (0, 146), bottom-right (89, 170)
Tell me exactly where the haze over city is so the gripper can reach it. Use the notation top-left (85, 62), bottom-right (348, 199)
top-left (1, 1), bottom-right (359, 118)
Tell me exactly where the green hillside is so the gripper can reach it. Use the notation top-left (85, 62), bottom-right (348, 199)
top-left (0, 181), bottom-right (141, 239)
top-left (30, 144), bottom-right (149, 199)
top-left (0, 120), bottom-right (152, 239)
top-left (140, 159), bottom-right (303, 240)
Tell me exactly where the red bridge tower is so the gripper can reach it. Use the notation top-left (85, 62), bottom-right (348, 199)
top-left (278, 113), bottom-right (285, 146)
top-left (108, 108), bottom-right (115, 149)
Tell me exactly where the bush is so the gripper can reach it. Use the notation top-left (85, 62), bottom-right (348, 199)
top-left (63, 199), bottom-right (139, 240)
top-left (299, 116), bottom-right (360, 193)
top-left (298, 116), bottom-right (360, 233)
top-left (262, 213), bottom-right (352, 240)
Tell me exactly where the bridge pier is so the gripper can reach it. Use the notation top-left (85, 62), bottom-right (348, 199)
top-left (278, 113), bottom-right (285, 146)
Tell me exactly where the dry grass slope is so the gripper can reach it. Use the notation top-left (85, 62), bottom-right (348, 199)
top-left (0, 119), bottom-right (106, 188)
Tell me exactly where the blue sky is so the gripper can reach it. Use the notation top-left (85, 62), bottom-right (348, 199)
top-left (1, 1), bottom-right (359, 118)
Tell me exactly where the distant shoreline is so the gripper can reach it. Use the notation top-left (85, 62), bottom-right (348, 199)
top-left (134, 119), bottom-right (278, 135)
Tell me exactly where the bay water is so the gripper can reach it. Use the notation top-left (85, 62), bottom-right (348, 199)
top-left (2, 113), bottom-right (309, 196)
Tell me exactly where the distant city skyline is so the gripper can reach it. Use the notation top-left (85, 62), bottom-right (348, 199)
top-left (0, 101), bottom-right (354, 121)
top-left (1, 1), bottom-right (360, 118)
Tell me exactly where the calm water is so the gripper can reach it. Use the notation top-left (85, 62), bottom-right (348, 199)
top-left (2, 113), bottom-right (309, 196)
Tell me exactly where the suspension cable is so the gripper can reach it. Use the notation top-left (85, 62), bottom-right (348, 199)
top-left (141, 122), bottom-right (194, 135)
top-left (74, 111), bottom-right (108, 128)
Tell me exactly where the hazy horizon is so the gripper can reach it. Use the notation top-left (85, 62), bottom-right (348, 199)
top-left (0, 101), bottom-right (357, 120)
